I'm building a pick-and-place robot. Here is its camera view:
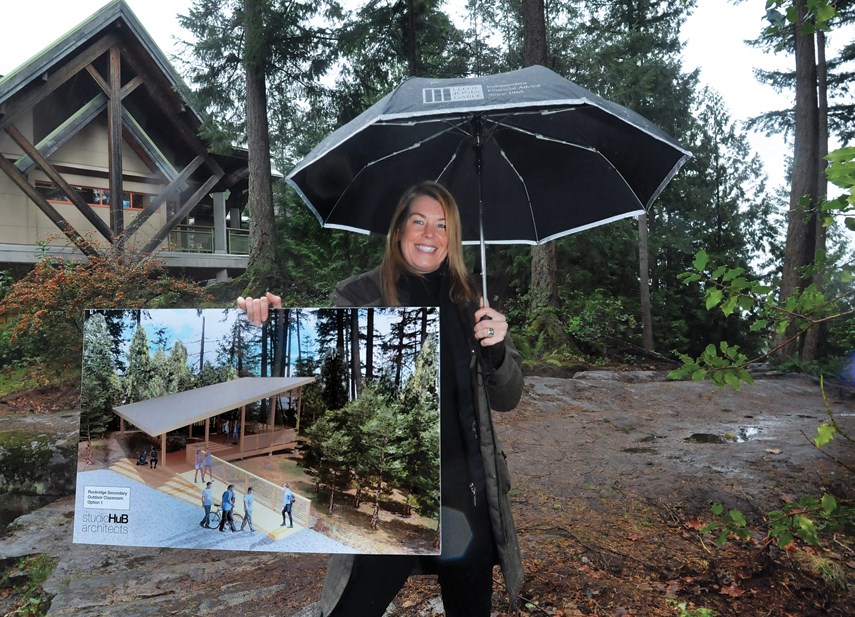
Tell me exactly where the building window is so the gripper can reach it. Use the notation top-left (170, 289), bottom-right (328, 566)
top-left (34, 181), bottom-right (151, 210)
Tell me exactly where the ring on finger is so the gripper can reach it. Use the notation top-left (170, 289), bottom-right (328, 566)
top-left (486, 327), bottom-right (495, 338)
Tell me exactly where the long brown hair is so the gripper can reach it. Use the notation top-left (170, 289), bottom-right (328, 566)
top-left (380, 181), bottom-right (477, 306)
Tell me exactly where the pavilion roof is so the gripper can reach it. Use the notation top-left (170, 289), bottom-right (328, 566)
top-left (113, 376), bottom-right (314, 436)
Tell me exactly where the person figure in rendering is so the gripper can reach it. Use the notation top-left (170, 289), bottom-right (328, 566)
top-left (149, 446), bottom-right (158, 469)
top-left (200, 481), bottom-right (213, 528)
top-left (203, 449), bottom-right (213, 482)
top-left (222, 419), bottom-right (230, 444)
top-left (282, 483), bottom-right (294, 528)
top-left (219, 484), bottom-right (237, 532)
top-left (240, 486), bottom-right (255, 532)
top-left (232, 420), bottom-right (240, 445)
top-left (136, 449), bottom-right (147, 466)
top-left (238, 181), bottom-right (525, 617)
top-left (194, 448), bottom-right (203, 483)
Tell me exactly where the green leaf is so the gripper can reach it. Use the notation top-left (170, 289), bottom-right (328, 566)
top-left (724, 372), bottom-right (740, 390)
top-left (693, 250), bottom-right (709, 271)
top-left (815, 423), bottom-right (837, 447)
top-left (845, 217), bottom-right (855, 232)
top-left (750, 319), bottom-right (768, 332)
top-left (711, 265), bottom-right (727, 280)
top-left (706, 289), bottom-right (723, 310)
top-left (729, 509), bottom-right (747, 526)
top-left (821, 493), bottom-right (837, 515)
top-left (721, 296), bottom-right (739, 317)
top-left (722, 267), bottom-right (746, 282)
top-left (711, 503), bottom-right (724, 516)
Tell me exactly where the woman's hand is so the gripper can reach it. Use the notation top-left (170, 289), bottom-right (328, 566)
top-left (474, 300), bottom-right (508, 347)
top-left (236, 292), bottom-right (282, 325)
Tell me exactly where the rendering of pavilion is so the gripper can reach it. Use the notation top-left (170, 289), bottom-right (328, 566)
top-left (112, 376), bottom-right (315, 466)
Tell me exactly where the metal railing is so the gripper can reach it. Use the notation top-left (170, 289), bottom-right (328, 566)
top-left (167, 225), bottom-right (249, 255)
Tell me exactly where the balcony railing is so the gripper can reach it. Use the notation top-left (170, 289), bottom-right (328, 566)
top-left (168, 225), bottom-right (249, 255)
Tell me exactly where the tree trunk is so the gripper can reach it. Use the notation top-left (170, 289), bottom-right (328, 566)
top-left (776, 0), bottom-right (820, 359)
top-left (522, 0), bottom-right (557, 313)
top-left (801, 28), bottom-right (828, 362)
top-left (244, 0), bottom-right (277, 292)
top-left (350, 308), bottom-right (362, 397)
top-left (405, 0), bottom-right (418, 76)
top-left (365, 309), bottom-right (374, 382)
top-left (638, 213), bottom-right (654, 352)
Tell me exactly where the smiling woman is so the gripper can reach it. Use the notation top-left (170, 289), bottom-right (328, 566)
top-left (399, 195), bottom-right (448, 274)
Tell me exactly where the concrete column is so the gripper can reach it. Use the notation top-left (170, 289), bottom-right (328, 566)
top-left (213, 192), bottom-right (227, 254)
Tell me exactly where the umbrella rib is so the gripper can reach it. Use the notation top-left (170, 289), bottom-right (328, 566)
top-left (325, 122), bottom-right (468, 222)
top-left (486, 118), bottom-right (647, 212)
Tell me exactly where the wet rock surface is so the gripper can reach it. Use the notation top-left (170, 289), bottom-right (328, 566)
top-left (1, 373), bottom-right (853, 616)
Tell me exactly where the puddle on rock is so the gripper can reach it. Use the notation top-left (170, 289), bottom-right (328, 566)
top-left (685, 427), bottom-right (761, 444)
top-left (685, 433), bottom-right (725, 444)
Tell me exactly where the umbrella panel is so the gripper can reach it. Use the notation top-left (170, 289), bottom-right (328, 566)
top-left (293, 114), bottom-right (649, 244)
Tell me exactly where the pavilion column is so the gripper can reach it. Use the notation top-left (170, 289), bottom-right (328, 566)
top-left (204, 418), bottom-right (210, 450)
top-left (295, 387), bottom-right (303, 434)
top-left (239, 404), bottom-right (246, 457)
top-left (160, 434), bottom-right (166, 469)
top-left (268, 396), bottom-right (275, 457)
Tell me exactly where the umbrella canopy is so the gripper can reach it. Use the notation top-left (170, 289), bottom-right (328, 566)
top-left (288, 65), bottom-right (691, 249)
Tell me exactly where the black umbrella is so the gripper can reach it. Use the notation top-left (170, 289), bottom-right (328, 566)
top-left (287, 65), bottom-right (691, 301)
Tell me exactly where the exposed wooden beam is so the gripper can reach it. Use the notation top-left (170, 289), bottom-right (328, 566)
top-left (5, 124), bottom-right (115, 243)
top-left (0, 33), bottom-right (119, 130)
top-left (0, 155), bottom-right (99, 258)
top-left (119, 46), bottom-right (225, 179)
top-left (120, 75), bottom-right (144, 98)
top-left (107, 47), bottom-right (123, 236)
top-left (121, 155), bottom-right (205, 246)
top-left (143, 173), bottom-right (222, 254)
top-left (85, 64), bottom-right (110, 96)
top-left (15, 94), bottom-right (108, 174)
top-left (121, 108), bottom-right (183, 187)
top-left (222, 165), bottom-right (250, 189)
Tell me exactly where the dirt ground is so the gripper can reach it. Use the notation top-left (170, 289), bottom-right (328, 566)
top-left (2, 371), bottom-right (854, 617)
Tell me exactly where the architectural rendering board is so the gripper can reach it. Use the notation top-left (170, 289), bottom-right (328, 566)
top-left (73, 307), bottom-right (440, 555)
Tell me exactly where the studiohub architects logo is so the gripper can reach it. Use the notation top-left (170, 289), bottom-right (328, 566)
top-left (80, 485), bottom-right (131, 535)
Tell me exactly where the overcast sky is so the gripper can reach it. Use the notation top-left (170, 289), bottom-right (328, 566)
top-left (1, 0), bottom-right (851, 190)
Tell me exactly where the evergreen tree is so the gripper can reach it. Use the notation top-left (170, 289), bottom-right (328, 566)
top-left (168, 341), bottom-right (196, 392)
top-left (123, 326), bottom-right (153, 404)
top-left (358, 386), bottom-right (406, 529)
top-left (397, 334), bottom-right (440, 519)
top-left (81, 313), bottom-right (120, 438)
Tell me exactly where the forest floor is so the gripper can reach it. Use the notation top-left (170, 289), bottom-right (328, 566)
top-left (1, 370), bottom-right (854, 617)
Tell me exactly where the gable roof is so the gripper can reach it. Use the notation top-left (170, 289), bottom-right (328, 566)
top-left (113, 377), bottom-right (315, 437)
top-left (0, 1), bottom-right (198, 116)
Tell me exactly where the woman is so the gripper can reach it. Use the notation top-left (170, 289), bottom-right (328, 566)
top-left (239, 181), bottom-right (524, 617)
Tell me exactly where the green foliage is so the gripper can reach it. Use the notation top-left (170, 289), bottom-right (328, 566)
top-left (765, 0), bottom-right (839, 35)
top-left (767, 493), bottom-right (854, 548)
top-left (0, 254), bottom-right (209, 372)
top-left (703, 502), bottom-right (752, 547)
top-left (671, 239), bottom-right (853, 388)
top-left (81, 313), bottom-right (120, 438)
top-left (0, 553), bottom-right (57, 617)
top-left (668, 600), bottom-right (717, 617)
top-left (564, 289), bottom-right (638, 357)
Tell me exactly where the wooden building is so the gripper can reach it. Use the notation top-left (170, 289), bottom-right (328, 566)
top-left (0, 0), bottom-right (250, 281)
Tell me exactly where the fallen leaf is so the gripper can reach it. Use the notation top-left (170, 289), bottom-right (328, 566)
top-left (720, 582), bottom-right (745, 597)
top-left (766, 448), bottom-right (782, 454)
top-left (685, 517), bottom-right (703, 530)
